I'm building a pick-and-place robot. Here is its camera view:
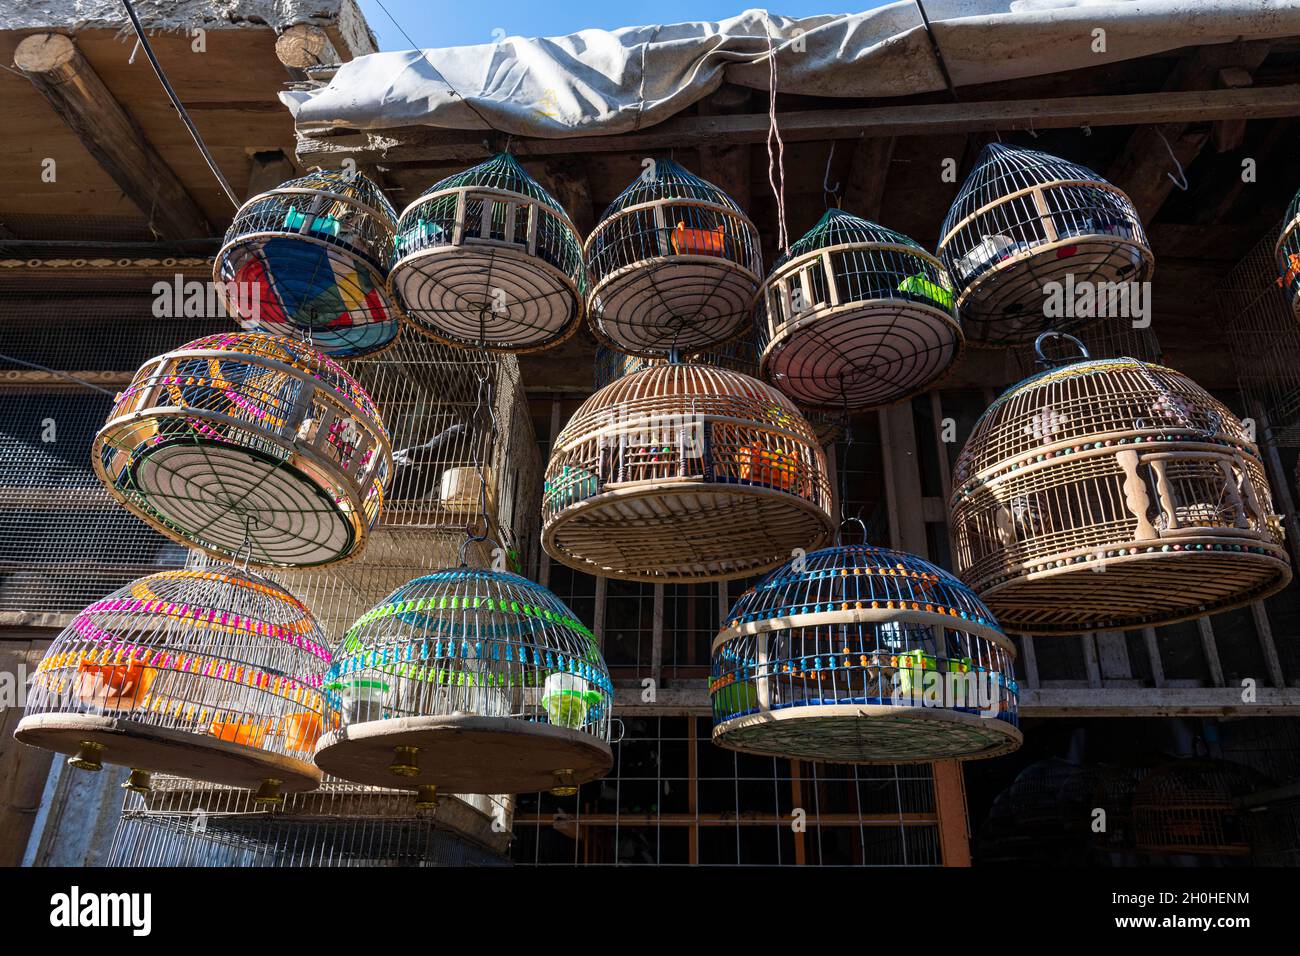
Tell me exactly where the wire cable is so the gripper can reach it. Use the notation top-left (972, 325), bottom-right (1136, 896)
top-left (0, 352), bottom-right (117, 396)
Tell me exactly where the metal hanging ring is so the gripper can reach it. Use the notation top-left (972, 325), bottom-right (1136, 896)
top-left (1034, 330), bottom-right (1090, 369)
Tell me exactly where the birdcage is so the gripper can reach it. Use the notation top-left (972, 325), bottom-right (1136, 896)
top-left (758, 209), bottom-right (963, 409)
top-left (389, 153), bottom-right (585, 353)
top-left (215, 170), bottom-right (401, 358)
top-left (14, 566), bottom-right (336, 802)
top-left (1276, 189), bottom-right (1300, 317)
top-left (949, 333), bottom-right (1290, 634)
top-left (585, 158), bottom-right (762, 356)
top-left (312, 568), bottom-right (613, 799)
top-left (542, 362), bottom-right (834, 582)
top-left (709, 543), bottom-right (1020, 763)
top-left (1057, 763), bottom-right (1139, 853)
top-left (1133, 759), bottom-right (1269, 856)
top-left (937, 143), bottom-right (1151, 347)
top-left (977, 759), bottom-right (1079, 864)
top-left (93, 331), bottom-right (393, 569)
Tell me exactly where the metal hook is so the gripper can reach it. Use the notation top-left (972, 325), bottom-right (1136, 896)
top-left (822, 141), bottom-right (840, 207)
top-left (1034, 330), bottom-right (1091, 369)
top-left (836, 514), bottom-right (870, 546)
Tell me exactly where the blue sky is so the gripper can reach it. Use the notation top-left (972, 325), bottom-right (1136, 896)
top-left (356, 1), bottom-right (891, 50)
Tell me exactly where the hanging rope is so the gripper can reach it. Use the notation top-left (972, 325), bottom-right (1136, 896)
top-left (822, 141), bottom-right (841, 208)
top-left (1156, 128), bottom-right (1190, 191)
top-left (763, 13), bottom-right (790, 254)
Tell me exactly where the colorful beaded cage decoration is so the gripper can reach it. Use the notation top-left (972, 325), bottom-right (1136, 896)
top-left (542, 362), bottom-right (835, 582)
top-left (937, 143), bottom-right (1152, 347)
top-left (949, 333), bottom-right (1290, 633)
top-left (759, 209), bottom-right (964, 409)
top-left (313, 568), bottom-right (613, 798)
top-left (215, 170), bottom-right (401, 358)
top-left (15, 566), bottom-right (336, 800)
top-left (585, 158), bottom-right (762, 356)
top-left (710, 544), bottom-right (1021, 763)
top-left (1274, 186), bottom-right (1300, 317)
top-left (389, 153), bottom-right (585, 352)
top-left (93, 332), bottom-right (392, 569)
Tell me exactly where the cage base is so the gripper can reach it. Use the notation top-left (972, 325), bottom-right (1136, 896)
top-left (314, 715), bottom-right (613, 794)
top-left (15, 713), bottom-right (322, 793)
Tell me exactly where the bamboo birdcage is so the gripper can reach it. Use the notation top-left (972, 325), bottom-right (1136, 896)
top-left (389, 153), bottom-right (585, 353)
top-left (758, 209), bottom-right (963, 409)
top-left (542, 363), bottom-right (835, 582)
top-left (215, 170), bottom-right (401, 358)
top-left (312, 568), bottom-right (614, 799)
top-left (949, 333), bottom-right (1291, 634)
top-left (15, 566), bottom-right (336, 801)
top-left (93, 332), bottom-right (393, 569)
top-left (1133, 759), bottom-right (1268, 856)
top-left (709, 543), bottom-right (1021, 763)
top-left (1276, 188), bottom-right (1300, 316)
top-left (937, 144), bottom-right (1151, 347)
top-left (585, 158), bottom-right (762, 356)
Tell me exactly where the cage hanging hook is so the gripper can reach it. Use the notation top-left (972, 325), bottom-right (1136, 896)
top-left (235, 516), bottom-right (259, 571)
top-left (822, 141), bottom-right (841, 207)
top-left (1034, 330), bottom-right (1090, 369)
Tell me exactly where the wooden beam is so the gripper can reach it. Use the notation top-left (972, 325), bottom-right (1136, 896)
top-left (539, 158), bottom-right (595, 235)
top-left (244, 149), bottom-right (297, 200)
top-left (275, 23), bottom-right (340, 69)
top-left (14, 33), bottom-right (211, 241)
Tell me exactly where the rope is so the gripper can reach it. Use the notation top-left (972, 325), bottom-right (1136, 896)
top-left (763, 13), bottom-right (789, 254)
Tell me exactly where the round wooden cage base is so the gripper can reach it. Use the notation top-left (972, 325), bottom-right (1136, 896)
top-left (955, 236), bottom-right (1152, 346)
top-left (390, 246), bottom-right (580, 353)
top-left (313, 715), bottom-right (613, 795)
top-left (761, 300), bottom-right (962, 409)
top-left (123, 439), bottom-right (357, 568)
top-left (977, 546), bottom-right (1292, 634)
top-left (14, 713), bottom-right (322, 793)
top-left (543, 482), bottom-right (834, 582)
top-left (713, 705), bottom-right (1023, 764)
top-left (588, 257), bottom-right (758, 356)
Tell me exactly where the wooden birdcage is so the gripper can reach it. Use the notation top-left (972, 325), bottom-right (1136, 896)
top-left (389, 153), bottom-right (585, 353)
top-left (15, 566), bottom-right (336, 802)
top-left (585, 158), bottom-right (762, 356)
top-left (759, 209), bottom-right (963, 409)
top-left (541, 362), bottom-right (834, 582)
top-left (93, 332), bottom-right (393, 569)
top-left (312, 568), bottom-right (613, 799)
top-left (1133, 759), bottom-right (1268, 856)
top-left (215, 170), bottom-right (401, 358)
top-left (937, 144), bottom-right (1152, 347)
top-left (709, 543), bottom-right (1021, 763)
top-left (949, 333), bottom-right (1290, 634)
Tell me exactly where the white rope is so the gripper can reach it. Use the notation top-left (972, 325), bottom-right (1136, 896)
top-left (763, 12), bottom-right (789, 254)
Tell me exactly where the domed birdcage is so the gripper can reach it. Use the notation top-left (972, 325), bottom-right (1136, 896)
top-left (215, 170), bottom-right (401, 358)
top-left (93, 332), bottom-right (393, 569)
top-left (542, 362), bottom-right (834, 582)
top-left (585, 158), bottom-right (762, 356)
top-left (759, 209), bottom-right (963, 409)
top-left (1133, 759), bottom-right (1268, 856)
top-left (937, 143), bottom-right (1151, 346)
top-left (709, 541), bottom-right (1021, 763)
top-left (1275, 187), bottom-right (1300, 317)
top-left (950, 334), bottom-right (1290, 633)
top-left (312, 568), bottom-right (613, 799)
top-left (389, 153), bottom-right (585, 352)
top-left (15, 566), bottom-right (336, 802)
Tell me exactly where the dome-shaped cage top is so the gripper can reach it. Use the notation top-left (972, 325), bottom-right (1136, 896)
top-left (312, 567), bottom-right (614, 796)
top-left (94, 331), bottom-right (393, 569)
top-left (1274, 186), bottom-right (1300, 311)
top-left (543, 362), bottom-right (834, 582)
top-left (950, 347), bottom-right (1290, 633)
top-left (216, 170), bottom-right (402, 358)
top-left (390, 153), bottom-right (585, 352)
top-left (16, 566), bottom-right (336, 796)
top-left (585, 158), bottom-right (762, 356)
top-left (759, 208), bottom-right (962, 410)
top-left (937, 143), bottom-right (1151, 346)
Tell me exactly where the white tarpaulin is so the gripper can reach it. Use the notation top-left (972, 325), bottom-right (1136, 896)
top-left (281, 0), bottom-right (1300, 137)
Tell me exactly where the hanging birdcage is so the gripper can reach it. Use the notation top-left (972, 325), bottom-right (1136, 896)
top-left (759, 209), bottom-right (963, 409)
top-left (585, 158), bottom-right (762, 356)
top-left (93, 331), bottom-right (393, 569)
top-left (215, 170), bottom-right (401, 358)
top-left (542, 362), bottom-right (834, 582)
top-left (1276, 189), bottom-right (1300, 317)
top-left (1058, 763), bottom-right (1139, 853)
top-left (949, 333), bottom-right (1290, 634)
top-left (312, 568), bottom-right (614, 799)
top-left (1133, 759), bottom-right (1268, 856)
top-left (709, 542), bottom-right (1021, 763)
top-left (15, 566), bottom-right (336, 802)
top-left (937, 143), bottom-right (1151, 347)
top-left (389, 153), bottom-right (585, 353)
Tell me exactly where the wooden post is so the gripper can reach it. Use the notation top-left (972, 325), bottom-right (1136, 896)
top-left (275, 23), bottom-right (340, 69)
top-left (244, 150), bottom-right (297, 201)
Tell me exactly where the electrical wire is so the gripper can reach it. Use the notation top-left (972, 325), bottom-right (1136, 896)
top-left (0, 351), bottom-right (117, 396)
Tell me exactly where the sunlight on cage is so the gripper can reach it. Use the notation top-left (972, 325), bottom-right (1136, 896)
top-left (215, 170), bottom-right (401, 358)
top-left (709, 544), bottom-right (1021, 763)
top-left (15, 565), bottom-right (335, 800)
top-left (950, 334), bottom-right (1290, 634)
top-left (938, 143), bottom-right (1151, 347)
top-left (93, 332), bottom-right (392, 569)
top-left (1133, 759), bottom-right (1269, 856)
top-left (542, 362), bottom-right (834, 582)
top-left (759, 208), bottom-right (963, 409)
top-left (1276, 188), bottom-right (1300, 318)
top-left (585, 158), bottom-right (762, 356)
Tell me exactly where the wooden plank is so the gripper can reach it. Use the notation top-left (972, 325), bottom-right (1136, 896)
top-left (933, 761), bottom-right (971, 867)
top-left (0, 639), bottom-right (54, 867)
